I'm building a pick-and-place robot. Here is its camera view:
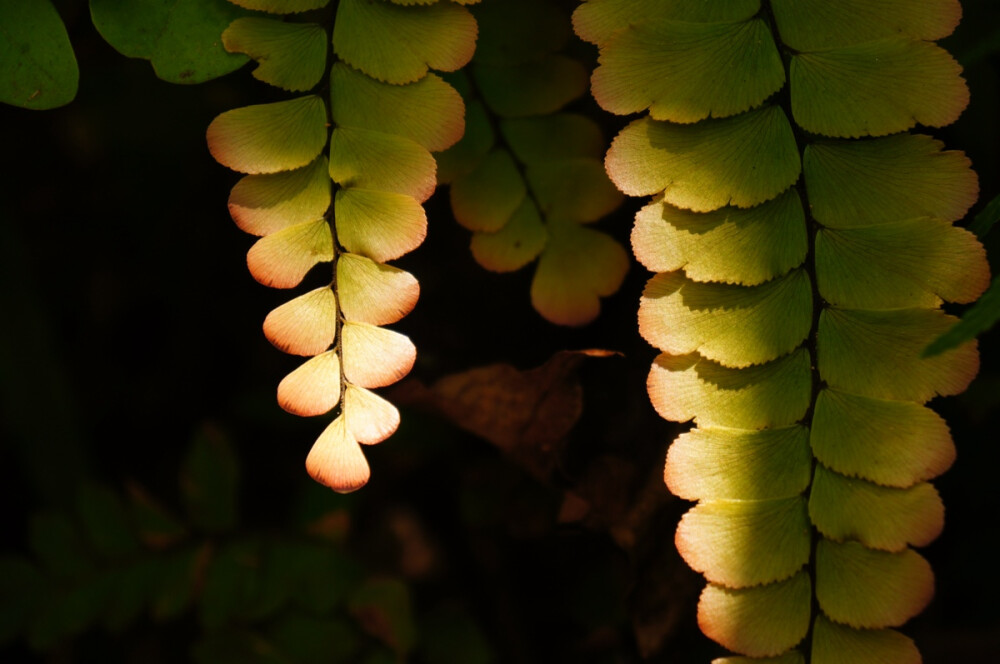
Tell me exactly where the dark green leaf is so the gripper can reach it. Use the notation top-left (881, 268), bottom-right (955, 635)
top-left (267, 614), bottom-right (362, 663)
top-left (968, 192), bottom-right (1000, 239)
top-left (180, 424), bottom-right (239, 533)
top-left (193, 630), bottom-right (286, 664)
top-left (348, 578), bottom-right (416, 656)
top-left (77, 483), bottom-right (140, 559)
top-left (420, 604), bottom-right (496, 664)
top-left (28, 513), bottom-right (92, 580)
top-left (0, 556), bottom-right (44, 643)
top-left (199, 540), bottom-right (261, 630)
top-left (152, 545), bottom-right (207, 621)
top-left (0, 0), bottom-right (78, 109)
top-left (103, 558), bottom-right (165, 632)
top-left (293, 545), bottom-right (363, 615)
top-left (924, 275), bottom-right (1000, 357)
top-left (127, 481), bottom-right (188, 549)
top-left (90, 0), bottom-right (250, 84)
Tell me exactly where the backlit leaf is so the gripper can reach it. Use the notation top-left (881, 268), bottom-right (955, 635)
top-left (639, 269), bottom-right (812, 368)
top-left (771, 0), bottom-right (961, 51)
top-left (805, 134), bottom-right (977, 228)
top-left (207, 96), bottom-right (328, 175)
top-left (277, 351), bottom-right (341, 417)
top-left (592, 18), bottom-right (783, 123)
top-left (247, 219), bottom-right (333, 288)
top-left (647, 349), bottom-right (811, 429)
top-left (699, 572), bottom-right (811, 657)
top-left (632, 190), bottom-right (807, 286)
top-left (816, 218), bottom-right (989, 308)
top-left (665, 425), bottom-right (811, 501)
top-left (809, 466), bottom-right (944, 552)
top-left (816, 539), bottom-right (934, 629)
top-left (341, 322), bottom-right (416, 388)
top-left (344, 384), bottom-right (400, 444)
top-left (818, 308), bottom-right (979, 402)
top-left (306, 415), bottom-right (370, 493)
top-left (676, 497), bottom-right (810, 588)
top-left (228, 157), bottom-right (331, 236)
top-left (222, 18), bottom-right (326, 92)
top-left (810, 615), bottom-right (920, 664)
top-left (434, 99), bottom-right (494, 184)
top-left (334, 0), bottom-right (476, 84)
top-left (330, 128), bottom-right (437, 202)
top-left (811, 389), bottom-right (955, 489)
top-left (263, 287), bottom-right (338, 356)
top-left (330, 63), bottom-right (465, 152)
top-left (791, 38), bottom-right (967, 138)
top-left (335, 188), bottom-right (427, 263)
top-left (337, 253), bottom-right (420, 325)
top-left (606, 106), bottom-right (800, 211)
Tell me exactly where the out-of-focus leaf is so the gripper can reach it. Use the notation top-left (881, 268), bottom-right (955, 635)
top-left (103, 558), bottom-right (165, 632)
top-left (0, 556), bottom-right (44, 643)
top-left (420, 604), bottom-right (496, 664)
top-left (969, 192), bottom-right (1000, 239)
top-left (199, 540), bottom-right (261, 630)
top-left (395, 350), bottom-right (620, 481)
top-left (77, 483), bottom-right (140, 559)
top-left (924, 275), bottom-right (1000, 357)
top-left (250, 540), bottom-right (361, 620)
top-left (126, 481), bottom-right (188, 549)
top-left (193, 630), bottom-right (285, 664)
top-left (180, 424), bottom-right (239, 533)
top-left (28, 513), bottom-right (92, 580)
top-left (294, 545), bottom-right (363, 615)
top-left (268, 614), bottom-right (363, 663)
top-left (0, 0), bottom-right (79, 109)
top-left (348, 578), bottom-right (417, 656)
top-left (89, 0), bottom-right (250, 84)
top-left (152, 544), bottom-right (209, 621)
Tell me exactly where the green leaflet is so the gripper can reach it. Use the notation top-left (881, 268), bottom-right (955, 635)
top-left (639, 269), bottom-right (812, 368)
top-left (0, 0), bottom-right (78, 109)
top-left (605, 106), bottom-right (801, 210)
top-left (91, 0), bottom-right (249, 84)
top-left (584, 0), bottom-right (987, 659)
top-left (222, 18), bottom-right (327, 92)
top-left (592, 18), bottom-right (784, 123)
top-left (631, 191), bottom-right (808, 287)
top-left (698, 572), bottom-right (811, 657)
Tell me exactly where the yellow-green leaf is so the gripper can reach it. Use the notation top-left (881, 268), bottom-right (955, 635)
top-left (222, 18), bottom-right (326, 92)
top-left (606, 106), bottom-right (800, 211)
top-left (647, 349), bottom-right (811, 429)
top-left (207, 96), bottom-right (328, 174)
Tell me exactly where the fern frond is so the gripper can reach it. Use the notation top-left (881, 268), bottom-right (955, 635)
top-left (210, 0), bottom-right (476, 492)
top-left (578, 0), bottom-right (991, 659)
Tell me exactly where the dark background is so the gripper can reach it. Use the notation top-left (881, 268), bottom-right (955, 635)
top-left (2, 1), bottom-right (999, 662)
